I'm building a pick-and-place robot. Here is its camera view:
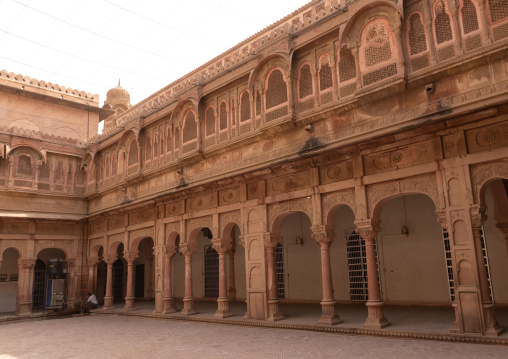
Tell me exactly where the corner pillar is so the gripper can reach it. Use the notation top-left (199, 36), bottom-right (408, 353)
top-left (103, 255), bottom-right (117, 310)
top-left (162, 246), bottom-right (177, 314)
top-left (124, 251), bottom-right (139, 311)
top-left (212, 239), bottom-right (234, 318)
top-left (16, 258), bottom-right (36, 316)
top-left (264, 232), bottom-right (284, 322)
top-left (180, 243), bottom-right (197, 315)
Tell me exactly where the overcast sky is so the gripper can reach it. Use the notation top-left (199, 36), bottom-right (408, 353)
top-left (0, 0), bottom-right (311, 110)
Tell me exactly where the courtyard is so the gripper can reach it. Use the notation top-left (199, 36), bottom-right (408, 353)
top-left (0, 314), bottom-right (507, 359)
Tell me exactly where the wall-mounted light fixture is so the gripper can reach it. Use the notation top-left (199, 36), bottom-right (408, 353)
top-left (401, 225), bottom-right (409, 237)
top-left (295, 236), bottom-right (304, 246)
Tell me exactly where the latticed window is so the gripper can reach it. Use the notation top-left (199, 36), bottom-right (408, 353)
top-left (166, 127), bottom-right (171, 152)
top-left (240, 91), bottom-right (251, 122)
top-left (364, 21), bottom-right (392, 67)
top-left (265, 69), bottom-right (288, 109)
top-left (160, 132), bottom-right (164, 156)
top-left (231, 98), bottom-right (236, 126)
top-left (128, 140), bottom-right (138, 166)
top-left (409, 13), bottom-right (428, 55)
top-left (489, 0), bottom-right (508, 22)
top-left (219, 102), bottom-right (228, 131)
top-left (112, 155), bottom-right (117, 175)
top-left (39, 161), bottom-right (50, 181)
top-left (55, 161), bottom-right (65, 184)
top-left (255, 91), bottom-right (261, 116)
top-left (461, 0), bottom-right (479, 34)
top-left (0, 158), bottom-right (5, 178)
top-left (17, 155), bottom-right (32, 178)
top-left (319, 54), bottom-right (333, 91)
top-left (145, 137), bottom-right (152, 161)
top-left (153, 134), bottom-right (158, 158)
top-left (183, 111), bottom-right (197, 143)
top-left (338, 45), bottom-right (356, 83)
top-left (206, 107), bottom-right (216, 136)
top-left (105, 157), bottom-right (110, 177)
top-left (434, 1), bottom-right (453, 44)
top-left (298, 63), bottom-right (313, 99)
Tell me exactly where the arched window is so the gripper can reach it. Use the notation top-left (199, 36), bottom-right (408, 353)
top-left (128, 140), bottom-right (138, 166)
top-left (55, 161), bottom-right (65, 184)
top-left (265, 69), bottom-right (288, 110)
top-left (112, 154), bottom-right (117, 176)
top-left (434, 1), bottom-right (453, 45)
top-left (17, 155), bottom-right (32, 178)
top-left (338, 45), bottom-right (356, 83)
top-left (461, 0), bottom-right (479, 34)
top-left (182, 111), bottom-right (197, 143)
top-left (39, 161), bottom-right (50, 182)
top-left (408, 13), bottom-right (428, 55)
top-left (145, 137), bottom-right (152, 161)
top-left (298, 63), bottom-right (313, 99)
top-left (0, 157), bottom-right (5, 179)
top-left (488, 0), bottom-right (508, 23)
top-left (153, 133), bottom-right (158, 158)
top-left (240, 91), bottom-right (251, 122)
top-left (319, 54), bottom-right (333, 91)
top-left (206, 107), bottom-right (216, 136)
top-left (219, 102), bottom-right (228, 131)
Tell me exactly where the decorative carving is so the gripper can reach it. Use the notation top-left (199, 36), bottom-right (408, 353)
top-left (268, 197), bottom-right (312, 230)
top-left (179, 242), bottom-right (197, 256)
top-left (436, 210), bottom-right (448, 229)
top-left (109, 216), bottom-right (124, 230)
top-left (186, 216), bottom-right (213, 235)
top-left (218, 188), bottom-right (240, 206)
top-left (320, 161), bottom-right (353, 184)
top-left (310, 225), bottom-right (335, 243)
top-left (321, 189), bottom-right (357, 221)
top-left (18, 258), bottom-right (36, 268)
top-left (129, 227), bottom-right (154, 241)
top-left (471, 162), bottom-right (508, 203)
top-left (129, 209), bottom-right (155, 226)
top-left (165, 222), bottom-right (180, 237)
top-left (263, 232), bottom-right (282, 247)
top-left (469, 205), bottom-right (487, 228)
top-left (166, 201), bottom-right (183, 217)
top-left (267, 171), bottom-right (311, 196)
top-left (187, 194), bottom-right (213, 212)
top-left (219, 211), bottom-right (241, 237)
top-left (238, 235), bottom-right (246, 248)
top-left (354, 219), bottom-right (381, 240)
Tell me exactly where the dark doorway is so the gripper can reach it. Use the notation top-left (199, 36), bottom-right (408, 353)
top-left (204, 245), bottom-right (219, 298)
top-left (113, 259), bottom-right (124, 301)
top-left (135, 264), bottom-right (144, 298)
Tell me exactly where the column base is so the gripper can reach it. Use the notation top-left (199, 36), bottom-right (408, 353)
top-left (15, 302), bottom-right (32, 316)
top-left (102, 297), bottom-right (116, 311)
top-left (162, 298), bottom-right (177, 314)
top-left (214, 298), bottom-right (234, 318)
top-left (483, 303), bottom-right (505, 337)
top-left (316, 300), bottom-right (342, 326)
top-left (180, 297), bottom-right (198, 316)
top-left (267, 299), bottom-right (284, 322)
top-left (123, 297), bottom-right (137, 311)
top-left (363, 300), bottom-right (390, 329)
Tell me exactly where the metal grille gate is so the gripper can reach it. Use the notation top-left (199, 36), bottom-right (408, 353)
top-left (113, 260), bottom-right (124, 301)
top-left (204, 245), bottom-right (219, 298)
top-left (345, 229), bottom-right (369, 301)
top-left (276, 242), bottom-right (285, 299)
top-left (32, 269), bottom-right (46, 311)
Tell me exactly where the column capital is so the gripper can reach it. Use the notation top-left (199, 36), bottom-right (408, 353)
top-left (18, 258), bottom-right (36, 268)
top-left (104, 254), bottom-right (118, 265)
top-left (238, 235), bottom-right (246, 248)
top-left (179, 242), bottom-right (196, 256)
top-left (311, 225), bottom-right (335, 244)
top-left (165, 245), bottom-right (178, 258)
top-left (263, 232), bottom-right (282, 248)
top-left (354, 220), bottom-right (380, 240)
top-left (436, 210), bottom-right (448, 230)
top-left (211, 238), bottom-right (231, 254)
top-left (470, 205), bottom-right (487, 228)
top-left (87, 256), bottom-right (99, 267)
top-left (124, 251), bottom-right (139, 264)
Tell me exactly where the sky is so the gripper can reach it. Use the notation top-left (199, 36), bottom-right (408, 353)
top-left (0, 0), bottom-right (311, 111)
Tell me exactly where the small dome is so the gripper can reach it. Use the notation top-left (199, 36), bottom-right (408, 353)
top-left (106, 80), bottom-right (130, 102)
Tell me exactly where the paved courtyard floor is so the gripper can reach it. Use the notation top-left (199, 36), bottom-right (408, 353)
top-left (0, 315), bottom-right (507, 359)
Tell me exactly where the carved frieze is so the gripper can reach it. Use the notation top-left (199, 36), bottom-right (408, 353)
top-left (321, 189), bottom-right (357, 221)
top-left (129, 227), bottom-right (154, 241)
top-left (366, 173), bottom-right (439, 217)
top-left (37, 223), bottom-right (75, 235)
top-left (218, 187), bottom-right (240, 207)
top-left (0, 240), bottom-right (26, 255)
top-left (363, 140), bottom-right (437, 175)
top-left (165, 200), bottom-right (184, 217)
top-left (267, 197), bottom-right (312, 230)
top-left (267, 170), bottom-right (311, 196)
top-left (186, 193), bottom-right (214, 212)
top-left (247, 182), bottom-right (263, 200)
top-left (470, 161), bottom-right (508, 203)
top-left (186, 216), bottom-right (213, 236)
top-left (109, 216), bottom-right (124, 230)
top-left (165, 222), bottom-right (180, 237)
top-left (1, 222), bottom-right (29, 234)
top-left (319, 161), bottom-right (353, 185)
top-left (129, 209), bottom-right (155, 226)
top-left (90, 221), bottom-right (107, 235)
top-left (466, 122), bottom-right (508, 154)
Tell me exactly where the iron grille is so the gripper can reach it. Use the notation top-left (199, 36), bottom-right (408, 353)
top-left (32, 269), bottom-right (46, 311)
top-left (479, 227), bottom-right (494, 303)
top-left (345, 229), bottom-right (368, 301)
top-left (442, 228), bottom-right (456, 302)
top-left (113, 262), bottom-right (123, 301)
top-left (204, 245), bottom-right (219, 298)
top-left (276, 242), bottom-right (285, 299)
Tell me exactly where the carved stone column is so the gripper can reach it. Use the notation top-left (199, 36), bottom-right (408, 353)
top-left (87, 256), bottom-right (99, 295)
top-left (228, 248), bottom-right (236, 301)
top-left (146, 253), bottom-right (154, 298)
top-left (67, 258), bottom-right (77, 310)
top-left (16, 258), bottom-right (36, 316)
top-left (180, 243), bottom-right (197, 315)
top-left (355, 221), bottom-right (390, 329)
top-left (470, 206), bottom-right (504, 336)
top-left (476, 0), bottom-right (492, 45)
top-left (264, 232), bottom-right (284, 322)
top-left (212, 239), bottom-right (234, 318)
top-left (162, 246), bottom-right (177, 314)
top-left (311, 225), bottom-right (342, 326)
top-left (124, 251), bottom-right (139, 310)
top-left (103, 255), bottom-right (117, 310)
top-left (449, 6), bottom-right (464, 55)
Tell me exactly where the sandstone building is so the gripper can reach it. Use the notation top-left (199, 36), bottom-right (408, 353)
top-left (1, 0), bottom-right (508, 337)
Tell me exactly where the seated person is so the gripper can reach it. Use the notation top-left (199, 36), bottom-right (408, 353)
top-left (81, 292), bottom-right (98, 313)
